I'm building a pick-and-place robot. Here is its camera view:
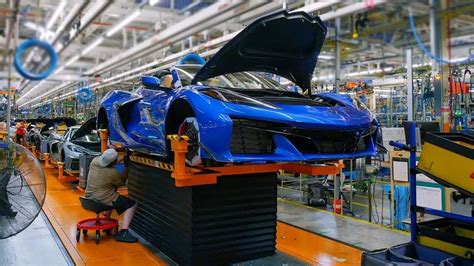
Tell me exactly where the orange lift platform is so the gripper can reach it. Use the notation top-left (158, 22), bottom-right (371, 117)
top-left (38, 131), bottom-right (364, 265)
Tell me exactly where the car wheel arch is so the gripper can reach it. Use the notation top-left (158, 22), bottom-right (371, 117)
top-left (165, 99), bottom-right (196, 136)
top-left (97, 107), bottom-right (108, 130)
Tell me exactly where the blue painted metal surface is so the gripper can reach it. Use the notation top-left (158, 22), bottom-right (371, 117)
top-left (407, 122), bottom-right (417, 243)
top-left (99, 67), bottom-right (379, 163)
top-left (141, 76), bottom-right (161, 88)
top-left (98, 12), bottom-right (378, 164)
top-left (423, 208), bottom-right (474, 224)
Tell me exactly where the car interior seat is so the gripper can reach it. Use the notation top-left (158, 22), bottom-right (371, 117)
top-left (160, 74), bottom-right (173, 88)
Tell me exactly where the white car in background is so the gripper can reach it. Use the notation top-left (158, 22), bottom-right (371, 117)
top-left (49, 118), bottom-right (101, 170)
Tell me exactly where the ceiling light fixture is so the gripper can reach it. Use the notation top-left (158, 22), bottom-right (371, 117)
top-left (149, 0), bottom-right (160, 6)
top-left (81, 37), bottom-right (105, 55)
top-left (46, 0), bottom-right (67, 30)
top-left (105, 9), bottom-right (141, 37)
top-left (17, 80), bottom-right (46, 102)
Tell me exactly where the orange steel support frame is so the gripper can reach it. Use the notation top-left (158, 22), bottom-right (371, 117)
top-left (43, 153), bottom-right (55, 169)
top-left (101, 133), bottom-right (344, 187)
top-left (57, 162), bottom-right (79, 182)
top-left (98, 129), bottom-right (109, 153)
top-left (130, 135), bottom-right (344, 187)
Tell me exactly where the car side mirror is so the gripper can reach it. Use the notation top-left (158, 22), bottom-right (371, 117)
top-left (141, 76), bottom-right (162, 89)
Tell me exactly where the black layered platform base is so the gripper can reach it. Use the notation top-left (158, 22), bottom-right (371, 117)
top-left (128, 161), bottom-right (278, 265)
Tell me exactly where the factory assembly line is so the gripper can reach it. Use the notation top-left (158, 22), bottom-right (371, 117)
top-left (0, 1), bottom-right (473, 266)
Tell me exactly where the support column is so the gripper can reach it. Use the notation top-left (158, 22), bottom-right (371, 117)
top-left (407, 49), bottom-right (414, 121)
top-left (430, 0), bottom-right (449, 129)
top-left (335, 17), bottom-right (341, 93)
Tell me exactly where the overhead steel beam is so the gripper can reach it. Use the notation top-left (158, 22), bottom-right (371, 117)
top-left (84, 0), bottom-right (249, 76)
top-left (50, 0), bottom-right (91, 46)
top-left (56, 0), bottom-right (113, 55)
top-left (294, 0), bottom-right (340, 13)
top-left (23, 0), bottom-right (389, 108)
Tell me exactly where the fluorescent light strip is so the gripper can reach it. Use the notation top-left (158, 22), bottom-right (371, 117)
top-left (46, 0), bottom-right (67, 30)
top-left (149, 0), bottom-right (160, 6)
top-left (19, 6), bottom-right (142, 102)
top-left (17, 80), bottom-right (46, 102)
top-left (19, 82), bottom-right (73, 107)
top-left (82, 37), bottom-right (104, 55)
top-left (106, 9), bottom-right (141, 37)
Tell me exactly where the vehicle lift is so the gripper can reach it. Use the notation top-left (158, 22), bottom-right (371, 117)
top-left (98, 129), bottom-right (344, 188)
top-left (98, 129), bottom-right (345, 264)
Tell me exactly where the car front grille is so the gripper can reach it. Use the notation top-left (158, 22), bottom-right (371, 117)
top-left (230, 119), bottom-right (274, 154)
top-left (230, 118), bottom-right (373, 156)
top-left (286, 129), bottom-right (370, 154)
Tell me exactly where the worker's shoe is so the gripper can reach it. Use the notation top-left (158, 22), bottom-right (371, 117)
top-left (115, 229), bottom-right (138, 243)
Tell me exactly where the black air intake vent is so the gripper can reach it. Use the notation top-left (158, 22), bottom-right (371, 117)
top-left (230, 118), bottom-right (274, 154)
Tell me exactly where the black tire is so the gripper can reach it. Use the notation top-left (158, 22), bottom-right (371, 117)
top-left (181, 117), bottom-right (201, 166)
top-left (76, 229), bottom-right (80, 242)
top-left (82, 229), bottom-right (87, 236)
top-left (95, 230), bottom-right (100, 244)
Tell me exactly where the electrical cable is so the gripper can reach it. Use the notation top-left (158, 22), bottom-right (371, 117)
top-left (408, 8), bottom-right (473, 65)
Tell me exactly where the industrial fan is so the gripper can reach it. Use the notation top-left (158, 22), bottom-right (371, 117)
top-left (0, 141), bottom-right (46, 239)
top-left (77, 86), bottom-right (94, 104)
top-left (40, 104), bottom-right (52, 116)
top-left (14, 39), bottom-right (57, 81)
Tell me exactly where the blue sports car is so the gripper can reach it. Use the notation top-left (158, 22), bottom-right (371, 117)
top-left (98, 11), bottom-right (379, 166)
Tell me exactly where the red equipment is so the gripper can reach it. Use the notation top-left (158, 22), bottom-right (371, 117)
top-left (76, 197), bottom-right (119, 244)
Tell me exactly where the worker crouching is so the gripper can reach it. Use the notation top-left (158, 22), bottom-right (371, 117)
top-left (85, 148), bottom-right (138, 243)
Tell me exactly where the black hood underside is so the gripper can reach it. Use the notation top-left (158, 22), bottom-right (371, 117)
top-left (192, 11), bottom-right (327, 90)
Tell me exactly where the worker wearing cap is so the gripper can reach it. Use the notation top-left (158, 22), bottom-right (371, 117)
top-left (85, 149), bottom-right (138, 243)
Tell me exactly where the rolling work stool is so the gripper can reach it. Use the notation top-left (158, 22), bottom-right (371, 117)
top-left (77, 197), bottom-right (119, 244)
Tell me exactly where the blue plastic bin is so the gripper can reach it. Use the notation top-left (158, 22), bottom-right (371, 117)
top-left (362, 248), bottom-right (420, 265)
top-left (389, 242), bottom-right (454, 264)
top-left (441, 257), bottom-right (474, 266)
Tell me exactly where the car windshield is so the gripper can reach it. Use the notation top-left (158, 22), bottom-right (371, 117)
top-left (70, 128), bottom-right (100, 143)
top-left (176, 65), bottom-right (291, 91)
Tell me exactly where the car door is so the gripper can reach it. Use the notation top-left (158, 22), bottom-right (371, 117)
top-left (129, 87), bottom-right (172, 155)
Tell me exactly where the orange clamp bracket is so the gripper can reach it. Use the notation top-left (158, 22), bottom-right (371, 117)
top-left (167, 134), bottom-right (218, 187)
top-left (43, 153), bottom-right (55, 169)
top-left (166, 134), bottom-right (344, 187)
top-left (98, 129), bottom-right (109, 153)
top-left (57, 162), bottom-right (79, 182)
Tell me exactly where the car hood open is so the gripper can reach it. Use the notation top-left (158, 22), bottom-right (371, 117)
top-left (191, 10), bottom-right (327, 90)
top-left (71, 117), bottom-right (96, 140)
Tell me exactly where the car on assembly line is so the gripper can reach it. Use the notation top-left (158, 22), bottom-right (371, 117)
top-left (97, 11), bottom-right (380, 166)
top-left (26, 118), bottom-right (76, 153)
top-left (49, 118), bottom-right (101, 170)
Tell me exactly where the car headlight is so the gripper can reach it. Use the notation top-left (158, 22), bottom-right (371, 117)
top-left (66, 144), bottom-right (86, 153)
top-left (201, 88), bottom-right (277, 109)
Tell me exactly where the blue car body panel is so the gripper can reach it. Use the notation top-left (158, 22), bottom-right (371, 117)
top-left (100, 84), bottom-right (379, 163)
top-left (99, 11), bottom-right (379, 163)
